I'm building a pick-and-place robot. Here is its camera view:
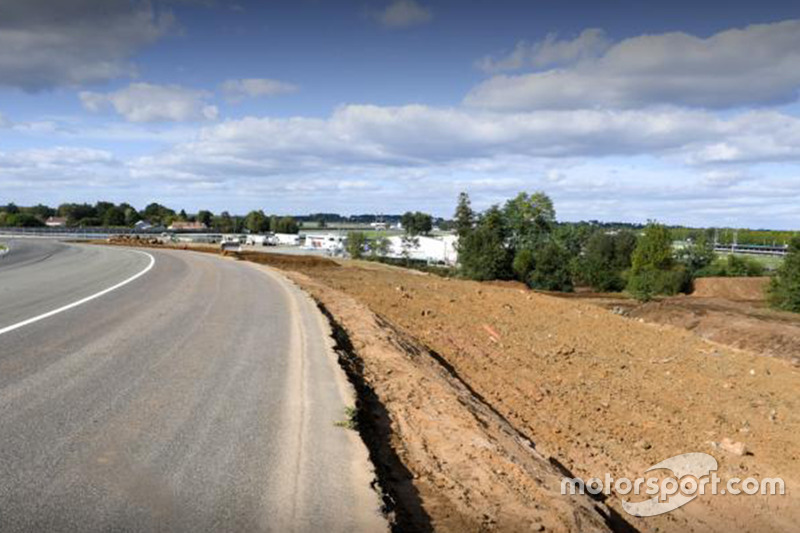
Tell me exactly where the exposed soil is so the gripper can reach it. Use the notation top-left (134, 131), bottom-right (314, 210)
top-left (272, 260), bottom-right (800, 533)
top-left (98, 240), bottom-right (800, 532)
top-left (691, 277), bottom-right (770, 301)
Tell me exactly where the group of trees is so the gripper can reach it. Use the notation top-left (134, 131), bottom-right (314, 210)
top-left (455, 191), bottom-right (576, 291)
top-left (401, 211), bottom-right (433, 236)
top-left (768, 237), bottom-right (800, 312)
top-left (0, 201), bottom-right (300, 234)
top-left (454, 191), bottom-right (717, 301)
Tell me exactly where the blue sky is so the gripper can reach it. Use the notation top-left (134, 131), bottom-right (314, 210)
top-left (1, 0), bottom-right (800, 228)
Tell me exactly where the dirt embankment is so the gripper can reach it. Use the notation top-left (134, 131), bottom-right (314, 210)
top-left (99, 241), bottom-right (800, 532)
top-left (554, 276), bottom-right (800, 360)
top-left (691, 277), bottom-right (770, 300)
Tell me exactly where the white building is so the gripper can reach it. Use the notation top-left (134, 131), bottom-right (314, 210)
top-left (384, 235), bottom-right (458, 265)
top-left (274, 233), bottom-right (301, 246)
top-left (304, 233), bottom-right (346, 252)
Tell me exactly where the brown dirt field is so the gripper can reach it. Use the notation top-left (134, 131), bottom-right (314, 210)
top-left (96, 242), bottom-right (800, 532)
top-left (275, 260), bottom-right (800, 533)
top-left (549, 277), bottom-right (800, 361)
top-left (691, 277), bottom-right (770, 300)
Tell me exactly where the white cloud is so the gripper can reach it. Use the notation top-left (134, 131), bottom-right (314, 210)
top-left (0, 0), bottom-right (173, 91)
top-left (126, 104), bottom-right (800, 185)
top-left (376, 0), bottom-right (432, 29)
top-left (220, 78), bottom-right (298, 103)
top-left (477, 29), bottom-right (611, 73)
top-left (80, 83), bottom-right (219, 123)
top-left (467, 19), bottom-right (800, 110)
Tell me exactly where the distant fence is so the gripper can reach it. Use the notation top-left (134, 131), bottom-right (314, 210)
top-left (713, 243), bottom-right (788, 257)
top-left (0, 227), bottom-right (241, 243)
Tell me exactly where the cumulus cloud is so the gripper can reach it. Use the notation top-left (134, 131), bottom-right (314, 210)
top-left (477, 29), bottom-right (611, 73)
top-left (80, 83), bottom-right (219, 123)
top-left (126, 104), bottom-right (800, 185)
top-left (467, 19), bottom-right (800, 110)
top-left (0, 0), bottom-right (173, 91)
top-left (220, 78), bottom-right (298, 103)
top-left (375, 0), bottom-right (432, 29)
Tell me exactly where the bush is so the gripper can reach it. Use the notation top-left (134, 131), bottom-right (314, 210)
top-left (627, 266), bottom-right (689, 302)
top-left (345, 231), bottom-right (367, 259)
top-left (695, 254), bottom-right (765, 277)
top-left (346, 231), bottom-right (368, 259)
top-left (458, 206), bottom-right (513, 281)
top-left (528, 240), bottom-right (573, 292)
top-left (579, 231), bottom-right (637, 292)
top-left (512, 248), bottom-right (535, 281)
top-left (767, 237), bottom-right (800, 312)
top-left (627, 222), bottom-right (688, 301)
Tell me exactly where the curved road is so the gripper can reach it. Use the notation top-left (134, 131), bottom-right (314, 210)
top-left (0, 240), bottom-right (385, 532)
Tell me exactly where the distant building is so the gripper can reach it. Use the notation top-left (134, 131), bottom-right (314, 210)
top-left (133, 220), bottom-right (153, 231)
top-left (384, 235), bottom-right (458, 265)
top-left (168, 221), bottom-right (207, 231)
top-left (304, 233), bottom-right (346, 252)
top-left (45, 216), bottom-right (67, 227)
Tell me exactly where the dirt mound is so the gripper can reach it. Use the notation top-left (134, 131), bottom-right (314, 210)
top-left (692, 276), bottom-right (769, 300)
top-left (276, 262), bottom-right (800, 533)
top-left (237, 250), bottom-right (338, 269)
top-left (280, 269), bottom-right (618, 533)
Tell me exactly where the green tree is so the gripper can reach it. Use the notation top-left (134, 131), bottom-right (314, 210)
top-left (677, 234), bottom-right (716, 276)
top-left (502, 191), bottom-right (555, 249)
top-left (102, 206), bottom-right (126, 226)
top-left (458, 206), bottom-right (513, 280)
top-left (579, 231), bottom-right (637, 292)
top-left (401, 211), bottom-right (433, 236)
top-left (346, 231), bottom-right (368, 259)
top-left (273, 216), bottom-right (299, 234)
top-left (768, 237), bottom-right (800, 312)
top-left (142, 203), bottom-right (175, 226)
top-left (627, 222), bottom-right (687, 301)
top-left (197, 210), bottom-right (213, 228)
top-left (370, 236), bottom-right (391, 258)
top-left (528, 240), bottom-right (573, 291)
top-left (453, 192), bottom-right (474, 241)
top-left (244, 210), bottom-right (269, 233)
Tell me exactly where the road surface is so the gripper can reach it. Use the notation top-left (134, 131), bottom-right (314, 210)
top-left (0, 240), bottom-right (385, 532)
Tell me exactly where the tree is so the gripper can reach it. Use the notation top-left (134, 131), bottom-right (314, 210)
top-left (273, 216), bottom-right (299, 234)
top-left (767, 236), bottom-right (800, 312)
top-left (458, 206), bottom-right (513, 280)
top-left (102, 206), bottom-right (126, 226)
top-left (528, 240), bottom-right (573, 292)
top-left (502, 191), bottom-right (555, 250)
top-left (346, 231), bottom-right (368, 259)
top-left (677, 234), bottom-right (715, 276)
top-left (4, 213), bottom-right (45, 227)
top-left (401, 211), bottom-right (433, 236)
top-left (627, 222), bottom-right (687, 301)
top-left (454, 192), bottom-right (474, 240)
top-left (214, 211), bottom-right (235, 233)
top-left (370, 236), bottom-right (391, 258)
top-left (142, 203), bottom-right (175, 226)
top-left (197, 210), bottom-right (213, 228)
top-left (579, 231), bottom-right (637, 292)
top-left (244, 210), bottom-right (269, 233)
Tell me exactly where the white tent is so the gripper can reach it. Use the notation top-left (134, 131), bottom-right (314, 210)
top-left (383, 235), bottom-right (458, 265)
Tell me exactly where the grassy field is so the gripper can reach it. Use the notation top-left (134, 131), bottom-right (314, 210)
top-left (719, 251), bottom-right (784, 270)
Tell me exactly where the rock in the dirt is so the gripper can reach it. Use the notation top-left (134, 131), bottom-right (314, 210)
top-left (719, 437), bottom-right (748, 456)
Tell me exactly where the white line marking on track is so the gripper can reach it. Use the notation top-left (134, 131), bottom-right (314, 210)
top-left (0, 250), bottom-right (156, 337)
